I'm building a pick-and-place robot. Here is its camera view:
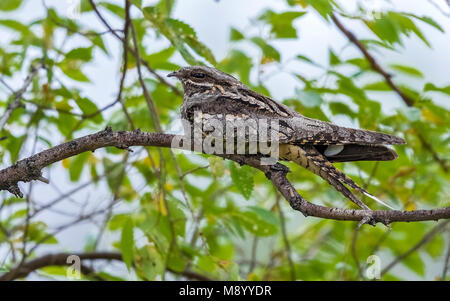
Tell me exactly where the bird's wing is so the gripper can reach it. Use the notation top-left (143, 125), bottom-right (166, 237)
top-left (234, 87), bottom-right (405, 146)
top-left (315, 144), bottom-right (398, 162)
top-left (286, 116), bottom-right (405, 146)
top-left (182, 91), bottom-right (405, 149)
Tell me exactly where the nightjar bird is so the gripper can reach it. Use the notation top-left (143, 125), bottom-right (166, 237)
top-left (168, 66), bottom-right (405, 210)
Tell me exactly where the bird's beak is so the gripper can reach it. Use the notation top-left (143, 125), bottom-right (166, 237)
top-left (167, 71), bottom-right (179, 78)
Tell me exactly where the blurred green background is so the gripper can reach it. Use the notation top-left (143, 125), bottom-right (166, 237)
top-left (0, 0), bottom-right (449, 280)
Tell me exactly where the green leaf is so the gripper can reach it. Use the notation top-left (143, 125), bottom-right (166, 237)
top-left (329, 48), bottom-right (340, 66)
top-left (230, 27), bottom-right (244, 41)
top-left (233, 207), bottom-right (279, 236)
top-left (402, 252), bottom-right (425, 277)
top-left (0, 19), bottom-right (32, 36)
top-left (258, 10), bottom-right (306, 38)
top-left (296, 89), bottom-right (323, 107)
top-left (346, 58), bottom-right (370, 70)
top-left (0, 0), bottom-right (22, 11)
top-left (141, 6), bottom-right (216, 65)
top-left (65, 47), bottom-right (93, 62)
top-left (329, 102), bottom-right (357, 118)
top-left (220, 50), bottom-right (253, 84)
top-left (363, 81), bottom-right (391, 91)
top-left (99, 2), bottom-right (125, 18)
top-left (69, 152), bottom-right (89, 181)
top-left (120, 218), bottom-right (134, 271)
top-left (145, 47), bottom-right (179, 71)
top-left (75, 97), bottom-right (102, 123)
top-left (58, 60), bottom-right (90, 82)
top-left (424, 83), bottom-right (450, 95)
top-left (6, 134), bottom-right (25, 162)
top-left (229, 162), bottom-right (254, 200)
top-left (250, 37), bottom-right (280, 62)
top-left (296, 54), bottom-right (319, 66)
top-left (208, 157), bottom-right (225, 178)
top-left (388, 12), bottom-right (431, 47)
top-left (401, 107), bottom-right (422, 122)
top-left (390, 64), bottom-right (423, 78)
top-left (27, 222), bottom-right (58, 244)
top-left (303, 0), bottom-right (334, 19)
top-left (406, 14), bottom-right (444, 33)
top-left (365, 15), bottom-right (400, 45)
top-left (424, 234), bottom-right (444, 258)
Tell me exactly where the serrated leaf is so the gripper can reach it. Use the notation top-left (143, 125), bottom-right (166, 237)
top-left (141, 7), bottom-right (215, 65)
top-left (229, 162), bottom-right (254, 200)
top-left (258, 10), bottom-right (306, 38)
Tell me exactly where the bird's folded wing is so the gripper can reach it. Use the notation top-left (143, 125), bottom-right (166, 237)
top-left (287, 116), bottom-right (405, 146)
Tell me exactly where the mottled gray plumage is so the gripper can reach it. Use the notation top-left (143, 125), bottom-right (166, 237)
top-left (168, 66), bottom-right (405, 209)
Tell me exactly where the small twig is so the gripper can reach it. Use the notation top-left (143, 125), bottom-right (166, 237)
top-left (331, 14), bottom-right (448, 172)
top-left (441, 236), bottom-right (450, 280)
top-left (0, 62), bottom-right (44, 131)
top-left (180, 165), bottom-right (209, 180)
top-left (351, 226), bottom-right (364, 279)
top-left (88, 0), bottom-right (182, 96)
top-left (381, 220), bottom-right (449, 276)
top-left (248, 236), bottom-right (259, 275)
top-left (276, 194), bottom-right (296, 280)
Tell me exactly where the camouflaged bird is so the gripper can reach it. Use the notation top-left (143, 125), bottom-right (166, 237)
top-left (168, 66), bottom-right (406, 210)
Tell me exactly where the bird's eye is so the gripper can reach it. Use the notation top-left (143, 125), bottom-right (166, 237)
top-left (192, 72), bottom-right (205, 79)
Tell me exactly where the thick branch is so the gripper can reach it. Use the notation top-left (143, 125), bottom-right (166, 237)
top-left (0, 128), bottom-right (448, 225)
top-left (0, 251), bottom-right (211, 281)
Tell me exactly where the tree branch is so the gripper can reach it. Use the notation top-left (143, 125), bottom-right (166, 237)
top-left (381, 220), bottom-right (449, 276)
top-left (88, 0), bottom-right (182, 96)
top-left (0, 62), bottom-right (44, 131)
top-left (0, 252), bottom-right (212, 281)
top-left (0, 128), bottom-right (448, 225)
top-left (331, 14), bottom-right (448, 172)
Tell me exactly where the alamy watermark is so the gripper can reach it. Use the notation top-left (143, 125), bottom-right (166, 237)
top-left (66, 254), bottom-right (81, 280)
top-left (365, 255), bottom-right (381, 280)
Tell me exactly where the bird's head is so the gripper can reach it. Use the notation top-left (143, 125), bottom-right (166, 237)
top-left (167, 66), bottom-right (242, 94)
